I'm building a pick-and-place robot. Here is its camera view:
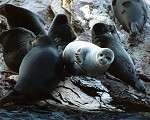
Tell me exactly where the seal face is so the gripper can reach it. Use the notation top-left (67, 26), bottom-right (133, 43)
top-left (62, 41), bottom-right (114, 77)
top-left (0, 4), bottom-right (46, 35)
top-left (0, 27), bottom-right (36, 73)
top-left (92, 22), bottom-right (146, 93)
top-left (112, 0), bottom-right (147, 45)
top-left (0, 35), bottom-right (63, 105)
top-left (48, 14), bottom-right (76, 54)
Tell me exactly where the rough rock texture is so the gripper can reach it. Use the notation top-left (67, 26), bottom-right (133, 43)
top-left (0, 0), bottom-right (150, 119)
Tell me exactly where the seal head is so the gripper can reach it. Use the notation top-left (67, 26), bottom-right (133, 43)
top-left (48, 14), bottom-right (76, 54)
top-left (0, 27), bottom-right (36, 73)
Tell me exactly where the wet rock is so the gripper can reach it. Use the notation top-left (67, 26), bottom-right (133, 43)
top-left (0, 0), bottom-right (150, 119)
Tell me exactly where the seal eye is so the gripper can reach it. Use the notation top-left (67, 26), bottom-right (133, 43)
top-left (77, 48), bottom-right (81, 52)
top-left (100, 54), bottom-right (103, 57)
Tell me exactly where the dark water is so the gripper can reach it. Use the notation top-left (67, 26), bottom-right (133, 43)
top-left (0, 105), bottom-right (150, 120)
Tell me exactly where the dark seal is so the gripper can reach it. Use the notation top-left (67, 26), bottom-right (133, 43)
top-left (92, 23), bottom-right (146, 93)
top-left (0, 35), bottom-right (63, 106)
top-left (112, 0), bottom-right (147, 45)
top-left (48, 14), bottom-right (76, 54)
top-left (0, 27), bottom-right (36, 73)
top-left (0, 4), bottom-right (46, 35)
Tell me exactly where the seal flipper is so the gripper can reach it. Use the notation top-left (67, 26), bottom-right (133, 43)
top-left (54, 37), bottom-right (68, 54)
top-left (0, 89), bottom-right (25, 107)
top-left (129, 22), bottom-right (140, 45)
top-left (74, 48), bottom-right (88, 75)
top-left (75, 48), bottom-right (83, 64)
top-left (130, 22), bottom-right (140, 37)
top-left (132, 78), bottom-right (146, 93)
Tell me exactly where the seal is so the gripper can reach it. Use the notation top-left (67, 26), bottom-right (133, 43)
top-left (48, 14), bottom-right (76, 54)
top-left (0, 35), bottom-right (63, 106)
top-left (112, 0), bottom-right (147, 45)
top-left (0, 27), bottom-right (36, 73)
top-left (0, 16), bottom-right (8, 33)
top-left (0, 3), bottom-right (46, 35)
top-left (62, 40), bottom-right (114, 77)
top-left (92, 22), bottom-right (146, 93)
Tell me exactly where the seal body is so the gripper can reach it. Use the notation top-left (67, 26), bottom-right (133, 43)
top-left (0, 27), bottom-right (36, 73)
top-left (92, 23), bottom-right (146, 93)
top-left (0, 35), bottom-right (63, 105)
top-left (62, 41), bottom-right (114, 77)
top-left (0, 4), bottom-right (46, 35)
top-left (48, 14), bottom-right (76, 54)
top-left (112, 0), bottom-right (147, 44)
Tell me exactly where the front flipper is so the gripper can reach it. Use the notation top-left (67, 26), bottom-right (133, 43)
top-left (74, 48), bottom-right (88, 75)
top-left (75, 48), bottom-right (83, 64)
top-left (129, 22), bottom-right (140, 46)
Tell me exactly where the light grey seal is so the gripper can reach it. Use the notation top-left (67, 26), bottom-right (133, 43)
top-left (62, 40), bottom-right (114, 77)
top-left (112, 0), bottom-right (147, 45)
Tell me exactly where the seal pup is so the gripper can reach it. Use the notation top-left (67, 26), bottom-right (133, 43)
top-left (0, 27), bottom-right (36, 73)
top-left (92, 23), bottom-right (146, 93)
top-left (0, 35), bottom-right (63, 106)
top-left (62, 40), bottom-right (114, 77)
top-left (0, 4), bottom-right (46, 35)
top-left (112, 0), bottom-right (147, 45)
top-left (48, 14), bottom-right (76, 54)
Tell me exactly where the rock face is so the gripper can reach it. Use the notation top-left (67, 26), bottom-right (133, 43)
top-left (0, 0), bottom-right (150, 119)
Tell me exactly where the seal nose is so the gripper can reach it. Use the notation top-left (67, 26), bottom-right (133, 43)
top-left (99, 58), bottom-right (107, 65)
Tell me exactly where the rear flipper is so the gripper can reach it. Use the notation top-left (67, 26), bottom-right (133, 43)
top-left (0, 89), bottom-right (25, 107)
top-left (129, 22), bottom-right (141, 46)
top-left (132, 79), bottom-right (146, 94)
